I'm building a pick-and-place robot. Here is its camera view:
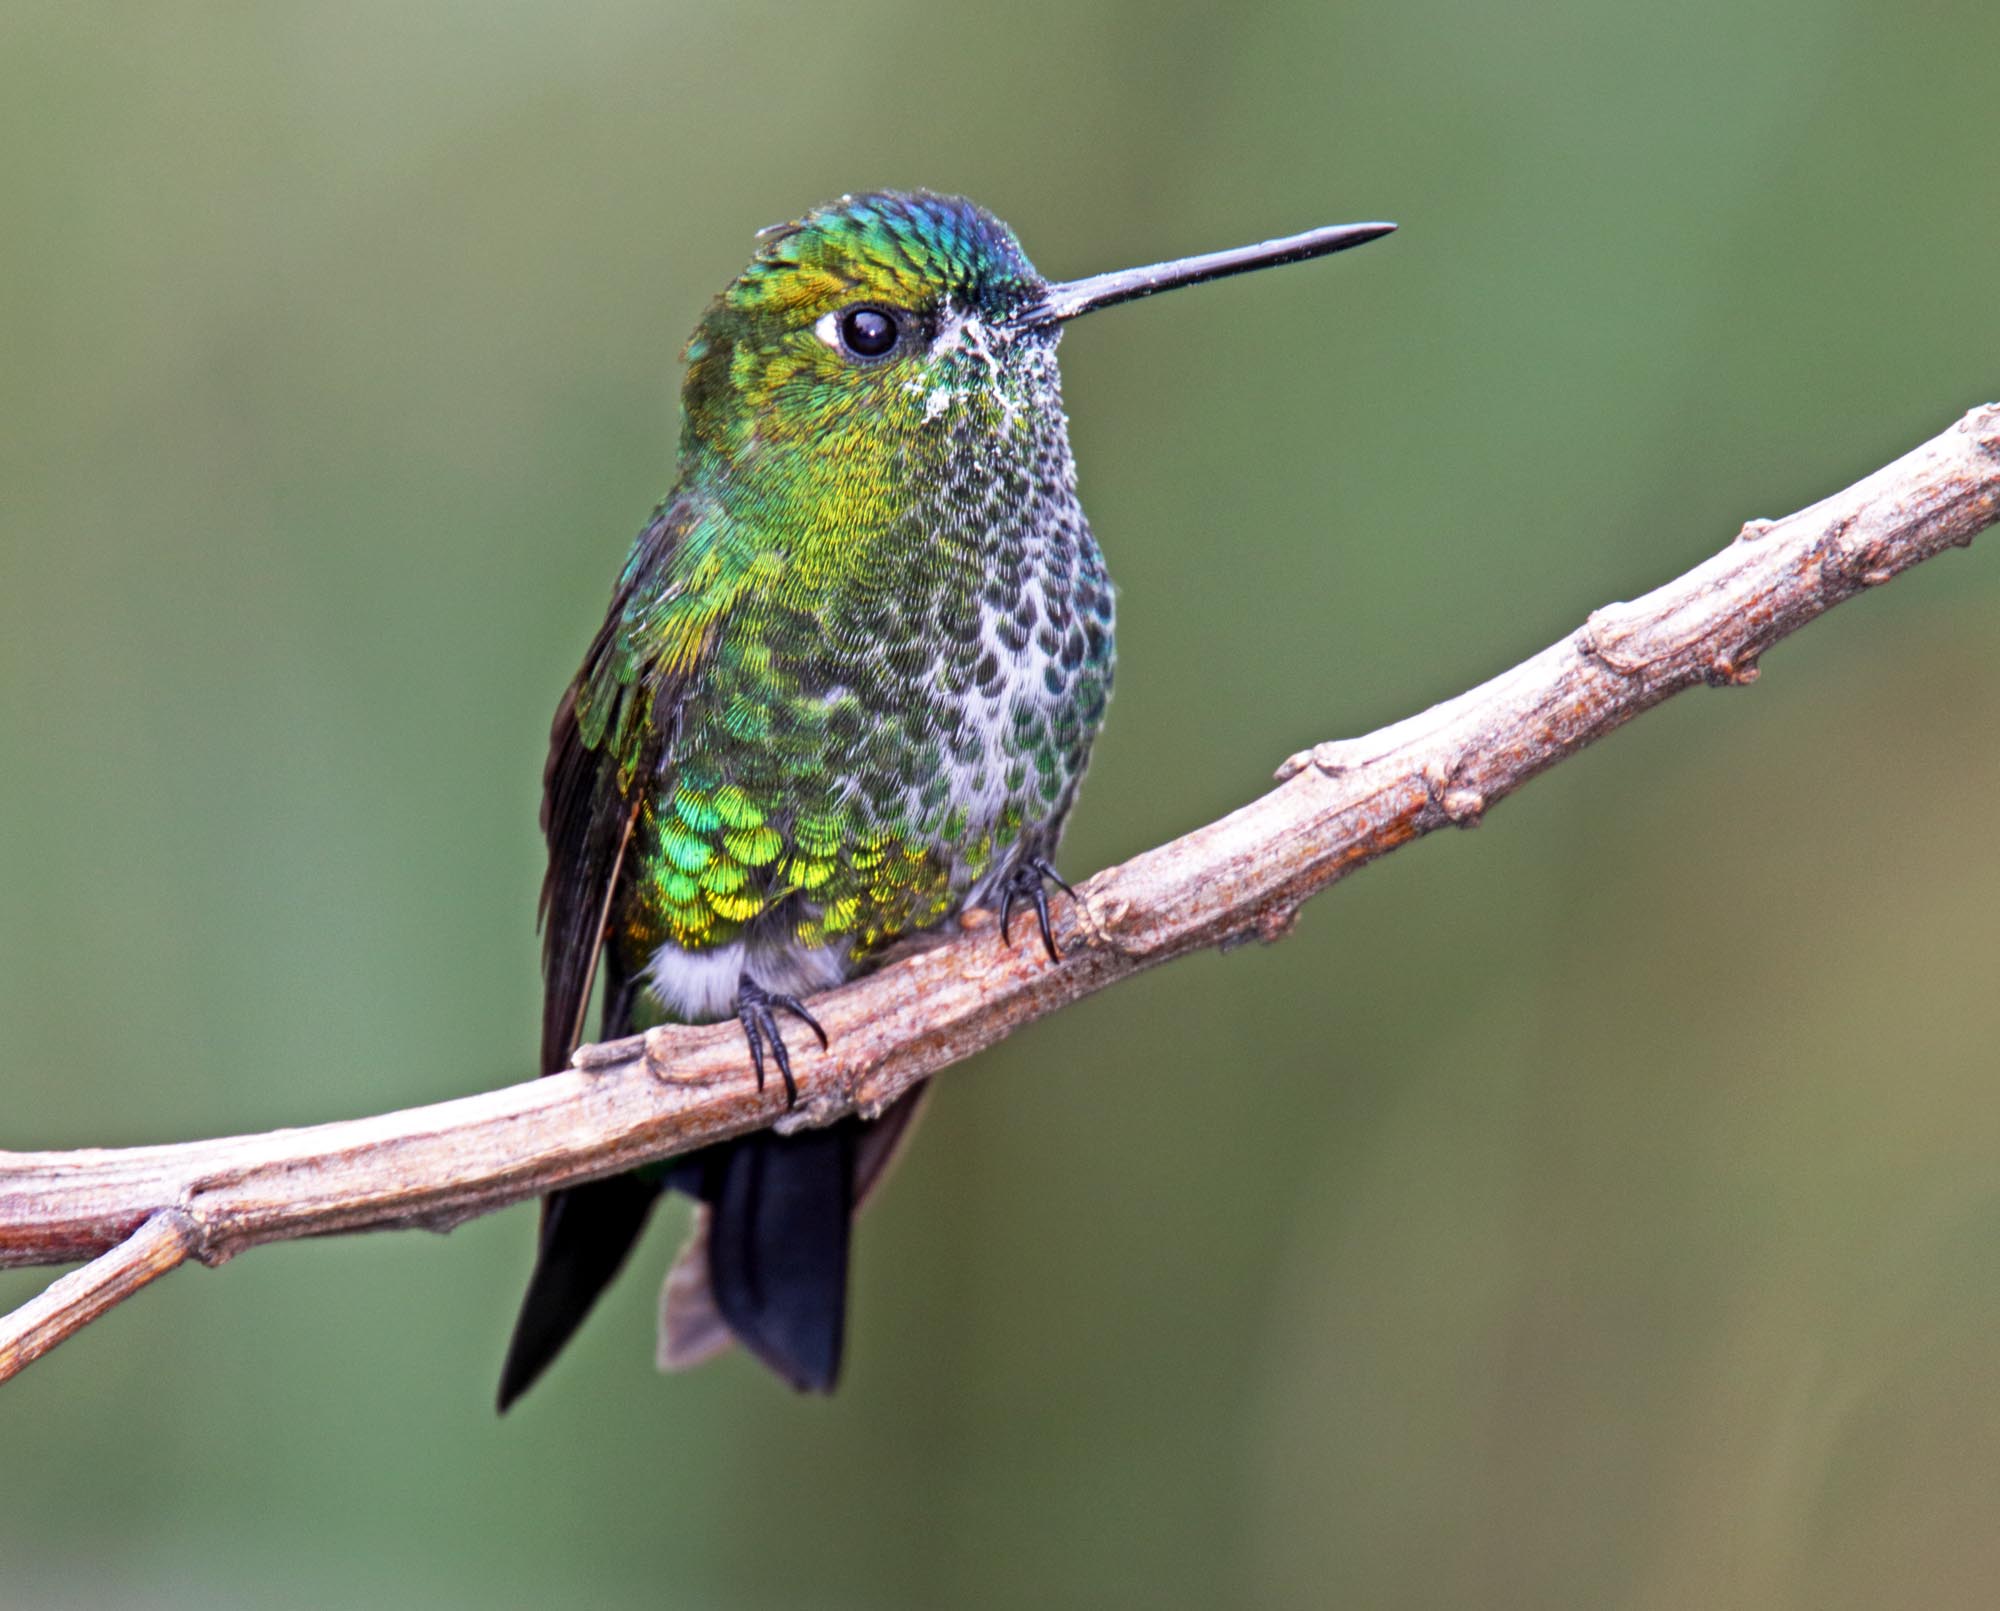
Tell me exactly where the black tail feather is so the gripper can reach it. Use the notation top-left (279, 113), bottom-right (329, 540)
top-left (700, 1121), bottom-right (860, 1394)
top-left (496, 1173), bottom-right (660, 1412)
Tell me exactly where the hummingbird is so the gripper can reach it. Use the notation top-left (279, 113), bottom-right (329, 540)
top-left (497, 190), bottom-right (1394, 1409)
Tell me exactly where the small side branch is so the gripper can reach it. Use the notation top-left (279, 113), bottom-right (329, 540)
top-left (1, 402), bottom-right (1995, 1386)
top-left (0, 1211), bottom-right (197, 1380)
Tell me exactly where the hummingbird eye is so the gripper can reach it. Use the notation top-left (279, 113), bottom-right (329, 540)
top-left (834, 305), bottom-right (899, 360)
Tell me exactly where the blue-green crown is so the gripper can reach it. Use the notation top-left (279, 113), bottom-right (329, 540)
top-left (737, 189), bottom-right (1043, 320)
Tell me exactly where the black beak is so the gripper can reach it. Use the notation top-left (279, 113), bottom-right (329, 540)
top-left (1015, 220), bottom-right (1396, 326)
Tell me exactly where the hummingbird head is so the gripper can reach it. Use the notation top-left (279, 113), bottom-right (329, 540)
top-left (672, 189), bottom-right (1395, 553)
top-left (679, 190), bottom-right (1057, 464)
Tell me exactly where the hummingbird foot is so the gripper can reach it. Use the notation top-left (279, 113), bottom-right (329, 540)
top-left (998, 855), bottom-right (1077, 964)
top-left (735, 976), bottom-right (830, 1108)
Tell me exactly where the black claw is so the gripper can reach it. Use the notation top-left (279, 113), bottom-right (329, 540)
top-left (775, 994), bottom-right (831, 1051)
top-left (735, 976), bottom-right (830, 1109)
top-left (737, 999), bottom-right (769, 1093)
top-left (999, 855), bottom-right (1076, 964)
top-left (765, 1010), bottom-right (796, 1107)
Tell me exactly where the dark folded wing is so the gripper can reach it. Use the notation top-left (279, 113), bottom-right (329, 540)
top-left (537, 498), bottom-right (709, 1075)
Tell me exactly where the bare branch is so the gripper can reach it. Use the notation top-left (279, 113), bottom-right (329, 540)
top-left (2, 402), bottom-right (1995, 1385)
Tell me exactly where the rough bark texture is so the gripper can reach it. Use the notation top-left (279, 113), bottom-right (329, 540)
top-left (2, 402), bottom-right (1995, 1386)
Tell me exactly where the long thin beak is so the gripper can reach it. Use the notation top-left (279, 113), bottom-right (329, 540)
top-left (1017, 220), bottom-right (1396, 326)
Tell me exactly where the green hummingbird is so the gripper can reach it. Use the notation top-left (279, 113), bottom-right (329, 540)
top-left (497, 190), bottom-right (1394, 1408)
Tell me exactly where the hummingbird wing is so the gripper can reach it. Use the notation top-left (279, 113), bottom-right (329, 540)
top-left (501, 495), bottom-right (726, 1413)
top-left (537, 495), bottom-right (711, 1076)
top-left (538, 684), bottom-right (640, 1077)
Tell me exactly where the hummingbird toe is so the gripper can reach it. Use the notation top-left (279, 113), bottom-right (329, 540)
top-left (999, 855), bottom-right (1076, 964)
top-left (1033, 856), bottom-right (1077, 901)
top-left (734, 976), bottom-right (830, 1109)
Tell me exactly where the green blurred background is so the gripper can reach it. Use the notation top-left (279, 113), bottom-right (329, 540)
top-left (4, 2), bottom-right (1998, 1605)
